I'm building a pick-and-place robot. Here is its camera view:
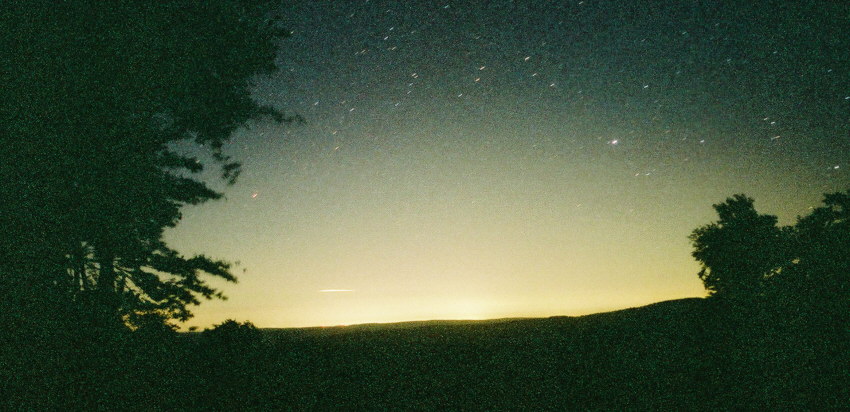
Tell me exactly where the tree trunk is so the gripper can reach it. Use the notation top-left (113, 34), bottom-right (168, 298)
top-left (97, 251), bottom-right (116, 294)
top-left (94, 248), bottom-right (121, 324)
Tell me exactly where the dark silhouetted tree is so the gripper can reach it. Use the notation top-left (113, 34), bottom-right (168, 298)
top-left (776, 190), bottom-right (850, 320)
top-left (0, 2), bottom-right (294, 333)
top-left (788, 190), bottom-right (850, 407)
top-left (690, 191), bottom-right (850, 408)
top-left (689, 194), bottom-right (787, 300)
top-left (691, 190), bottom-right (849, 311)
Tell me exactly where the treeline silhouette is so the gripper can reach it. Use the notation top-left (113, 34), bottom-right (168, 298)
top-left (2, 2), bottom-right (847, 409)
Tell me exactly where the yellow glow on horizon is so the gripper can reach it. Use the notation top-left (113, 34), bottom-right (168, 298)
top-left (180, 282), bottom-right (706, 330)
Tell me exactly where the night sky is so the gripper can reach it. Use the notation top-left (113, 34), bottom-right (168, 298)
top-left (165, 0), bottom-right (849, 329)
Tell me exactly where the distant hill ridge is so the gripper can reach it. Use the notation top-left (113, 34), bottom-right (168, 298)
top-left (262, 297), bottom-right (708, 337)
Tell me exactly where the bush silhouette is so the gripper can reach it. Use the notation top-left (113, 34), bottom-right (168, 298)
top-left (196, 320), bottom-right (266, 408)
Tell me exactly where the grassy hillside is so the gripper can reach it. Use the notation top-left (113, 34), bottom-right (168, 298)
top-left (242, 298), bottom-right (846, 410)
top-left (252, 298), bottom-right (707, 409)
top-left (241, 297), bottom-right (841, 410)
top-left (8, 297), bottom-right (844, 410)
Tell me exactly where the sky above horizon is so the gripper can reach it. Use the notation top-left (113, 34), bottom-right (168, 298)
top-left (165, 0), bottom-right (849, 329)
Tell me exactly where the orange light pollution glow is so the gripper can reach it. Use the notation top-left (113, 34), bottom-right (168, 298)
top-left (164, 1), bottom-right (847, 330)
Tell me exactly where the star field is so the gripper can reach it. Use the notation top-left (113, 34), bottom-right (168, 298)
top-left (165, 0), bottom-right (849, 328)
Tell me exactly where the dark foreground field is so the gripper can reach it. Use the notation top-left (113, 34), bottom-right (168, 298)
top-left (6, 297), bottom-right (848, 410)
top-left (254, 298), bottom-right (845, 410)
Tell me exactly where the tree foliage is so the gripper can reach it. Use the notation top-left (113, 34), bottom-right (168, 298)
top-left (690, 190), bottom-right (850, 407)
top-left (691, 190), bottom-right (850, 313)
top-left (782, 190), bottom-right (850, 316)
top-left (0, 1), bottom-right (291, 329)
top-left (689, 194), bottom-right (787, 298)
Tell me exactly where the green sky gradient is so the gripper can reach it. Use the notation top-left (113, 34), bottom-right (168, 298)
top-left (164, 0), bottom-right (848, 328)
